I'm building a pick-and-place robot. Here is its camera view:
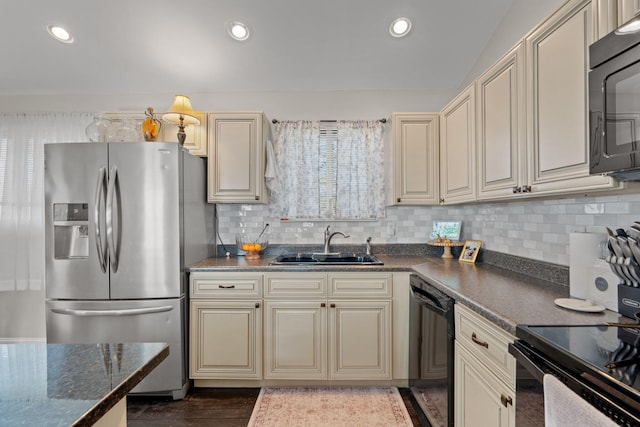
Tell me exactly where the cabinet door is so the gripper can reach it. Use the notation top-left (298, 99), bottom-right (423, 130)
top-left (592, 0), bottom-right (617, 40)
top-left (477, 43), bottom-right (526, 201)
top-left (455, 343), bottom-right (515, 427)
top-left (264, 300), bottom-right (327, 379)
top-left (526, 0), bottom-right (616, 194)
top-left (189, 300), bottom-right (262, 379)
top-left (440, 84), bottom-right (476, 204)
top-left (619, 0), bottom-right (640, 25)
top-left (329, 300), bottom-right (391, 379)
top-left (207, 112), bottom-right (266, 203)
top-left (391, 113), bottom-right (440, 205)
top-left (161, 111), bottom-right (208, 156)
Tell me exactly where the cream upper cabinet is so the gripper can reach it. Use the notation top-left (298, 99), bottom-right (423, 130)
top-left (390, 113), bottom-right (440, 205)
top-left (525, 0), bottom-right (622, 195)
top-left (162, 111), bottom-right (208, 157)
top-left (618, 0), bottom-right (640, 24)
top-left (440, 84), bottom-right (476, 204)
top-left (592, 0), bottom-right (618, 40)
top-left (207, 112), bottom-right (268, 203)
top-left (101, 111), bottom-right (208, 156)
top-left (476, 43), bottom-right (526, 200)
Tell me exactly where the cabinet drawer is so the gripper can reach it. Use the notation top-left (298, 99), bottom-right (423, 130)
top-left (190, 273), bottom-right (262, 298)
top-left (328, 273), bottom-right (393, 298)
top-left (264, 273), bottom-right (327, 298)
top-left (455, 304), bottom-right (516, 387)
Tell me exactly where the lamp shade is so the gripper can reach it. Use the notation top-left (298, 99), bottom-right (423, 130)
top-left (162, 95), bottom-right (200, 125)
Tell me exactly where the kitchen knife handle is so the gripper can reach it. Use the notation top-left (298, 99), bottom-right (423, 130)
top-left (94, 167), bottom-right (107, 273)
top-left (106, 166), bottom-right (120, 273)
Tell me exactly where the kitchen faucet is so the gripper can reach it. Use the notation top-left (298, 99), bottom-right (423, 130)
top-left (323, 225), bottom-right (350, 254)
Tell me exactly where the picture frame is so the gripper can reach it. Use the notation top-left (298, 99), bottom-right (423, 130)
top-left (459, 240), bottom-right (481, 263)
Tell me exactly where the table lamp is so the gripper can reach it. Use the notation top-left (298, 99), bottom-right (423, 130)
top-left (162, 95), bottom-right (200, 146)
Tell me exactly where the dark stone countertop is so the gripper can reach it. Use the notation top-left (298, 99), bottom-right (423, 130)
top-left (188, 253), bottom-right (425, 272)
top-left (410, 258), bottom-right (622, 335)
top-left (0, 342), bottom-right (168, 426)
top-left (189, 254), bottom-right (623, 335)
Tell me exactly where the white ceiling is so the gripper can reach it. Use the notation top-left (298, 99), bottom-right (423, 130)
top-left (0, 0), bottom-right (516, 96)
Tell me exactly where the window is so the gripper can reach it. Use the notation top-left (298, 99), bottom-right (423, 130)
top-left (270, 120), bottom-right (385, 220)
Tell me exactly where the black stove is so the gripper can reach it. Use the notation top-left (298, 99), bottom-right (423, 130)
top-left (513, 324), bottom-right (640, 425)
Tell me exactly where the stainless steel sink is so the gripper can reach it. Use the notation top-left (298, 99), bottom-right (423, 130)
top-left (269, 253), bottom-right (383, 265)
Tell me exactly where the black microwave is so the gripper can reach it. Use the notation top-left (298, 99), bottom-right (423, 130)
top-left (589, 19), bottom-right (640, 180)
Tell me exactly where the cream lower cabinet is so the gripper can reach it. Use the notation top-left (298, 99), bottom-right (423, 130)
top-left (455, 344), bottom-right (514, 427)
top-left (189, 273), bottom-right (263, 382)
top-left (263, 272), bottom-right (392, 380)
top-left (454, 304), bottom-right (516, 427)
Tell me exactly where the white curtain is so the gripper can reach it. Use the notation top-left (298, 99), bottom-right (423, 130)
top-left (271, 119), bottom-right (385, 220)
top-left (336, 120), bottom-right (385, 219)
top-left (271, 121), bottom-right (321, 218)
top-left (0, 113), bottom-right (91, 291)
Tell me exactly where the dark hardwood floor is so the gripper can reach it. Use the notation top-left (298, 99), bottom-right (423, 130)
top-left (127, 387), bottom-right (421, 426)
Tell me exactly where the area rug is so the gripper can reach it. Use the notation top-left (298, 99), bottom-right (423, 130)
top-left (247, 386), bottom-right (414, 427)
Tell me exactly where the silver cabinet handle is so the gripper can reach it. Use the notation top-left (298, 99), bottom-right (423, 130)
top-left (51, 306), bottom-right (173, 317)
top-left (94, 167), bottom-right (107, 273)
top-left (106, 166), bottom-right (120, 273)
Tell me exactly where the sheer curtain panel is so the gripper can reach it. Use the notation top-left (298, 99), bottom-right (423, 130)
top-left (336, 120), bottom-right (385, 219)
top-left (271, 121), bottom-right (321, 219)
top-left (271, 119), bottom-right (385, 220)
top-left (0, 113), bottom-right (90, 291)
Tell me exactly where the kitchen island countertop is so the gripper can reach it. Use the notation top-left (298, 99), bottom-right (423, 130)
top-left (189, 254), bottom-right (622, 335)
top-left (0, 342), bottom-right (168, 426)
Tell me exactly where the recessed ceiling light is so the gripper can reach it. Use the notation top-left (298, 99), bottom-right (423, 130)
top-left (227, 21), bottom-right (250, 41)
top-left (389, 17), bottom-right (412, 38)
top-left (47, 25), bottom-right (74, 43)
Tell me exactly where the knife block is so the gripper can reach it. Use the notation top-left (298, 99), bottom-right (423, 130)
top-left (618, 284), bottom-right (640, 318)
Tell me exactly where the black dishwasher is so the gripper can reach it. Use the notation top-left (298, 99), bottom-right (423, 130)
top-left (408, 273), bottom-right (455, 427)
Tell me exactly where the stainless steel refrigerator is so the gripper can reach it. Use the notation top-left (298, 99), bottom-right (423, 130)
top-left (44, 142), bottom-right (214, 399)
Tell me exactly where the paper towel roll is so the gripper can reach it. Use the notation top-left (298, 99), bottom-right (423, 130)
top-left (570, 232), bottom-right (606, 300)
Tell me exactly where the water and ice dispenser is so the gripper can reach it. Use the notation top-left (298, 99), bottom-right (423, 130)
top-left (53, 203), bottom-right (89, 259)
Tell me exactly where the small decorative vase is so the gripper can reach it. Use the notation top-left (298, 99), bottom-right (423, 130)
top-left (142, 107), bottom-right (162, 142)
top-left (114, 118), bottom-right (140, 142)
top-left (86, 115), bottom-right (112, 142)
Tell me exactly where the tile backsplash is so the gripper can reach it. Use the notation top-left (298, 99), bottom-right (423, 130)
top-left (215, 192), bottom-right (640, 266)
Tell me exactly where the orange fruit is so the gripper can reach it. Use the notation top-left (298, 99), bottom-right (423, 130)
top-left (254, 243), bottom-right (262, 251)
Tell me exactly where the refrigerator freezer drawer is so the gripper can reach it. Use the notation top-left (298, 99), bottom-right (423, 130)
top-left (46, 298), bottom-right (186, 397)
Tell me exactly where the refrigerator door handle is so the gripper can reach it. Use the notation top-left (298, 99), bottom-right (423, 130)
top-left (50, 305), bottom-right (174, 317)
top-left (94, 167), bottom-right (108, 273)
top-left (106, 165), bottom-right (120, 273)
